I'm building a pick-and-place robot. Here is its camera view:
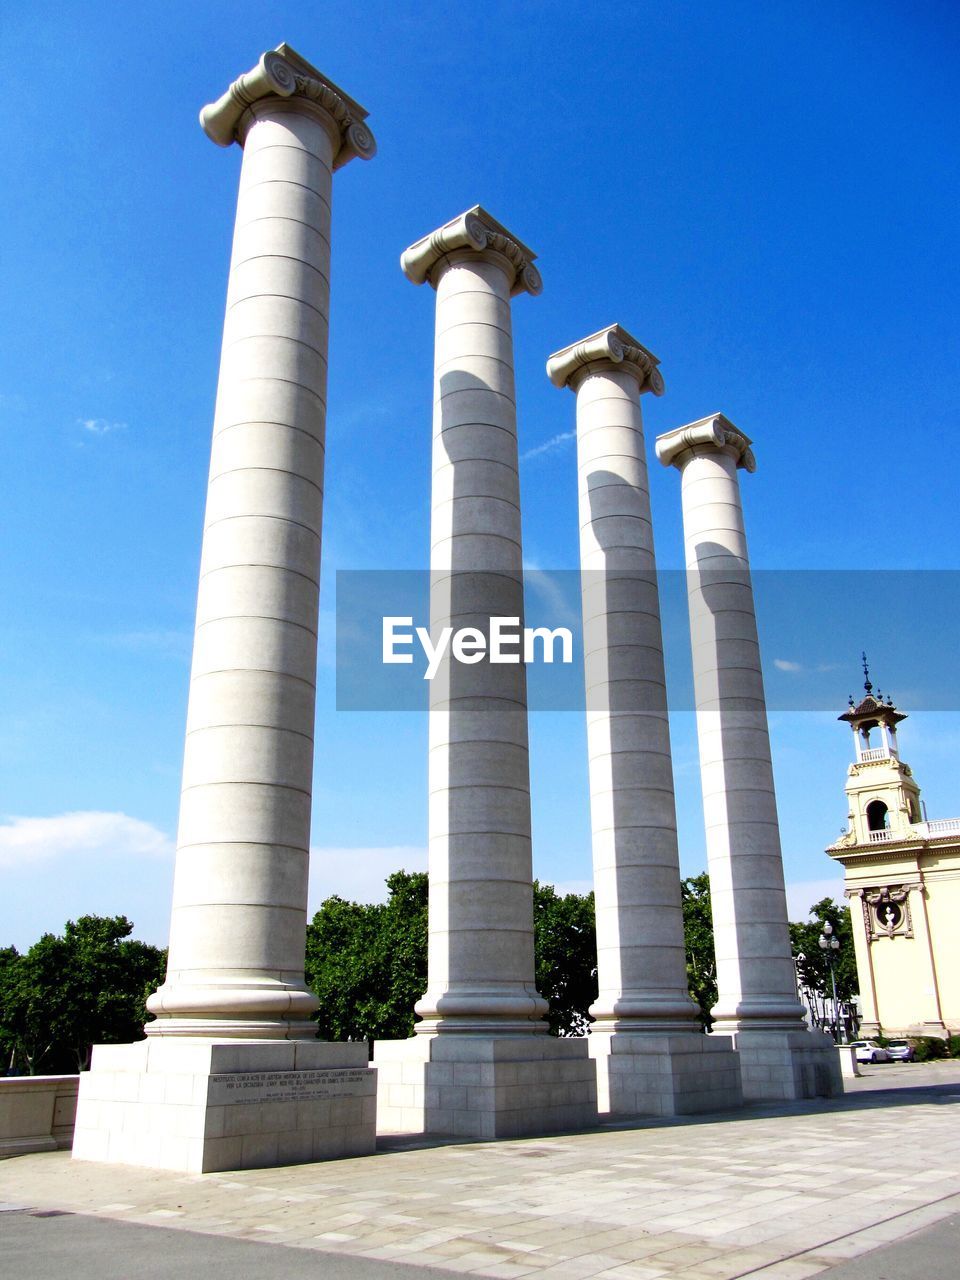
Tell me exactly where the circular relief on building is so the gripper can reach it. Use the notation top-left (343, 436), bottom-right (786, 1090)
top-left (876, 901), bottom-right (903, 930)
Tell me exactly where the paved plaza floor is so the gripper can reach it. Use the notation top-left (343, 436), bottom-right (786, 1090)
top-left (3, 1060), bottom-right (960, 1280)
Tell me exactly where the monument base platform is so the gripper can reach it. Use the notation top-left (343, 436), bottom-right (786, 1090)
top-left (732, 1028), bottom-right (844, 1101)
top-left (72, 1038), bottom-right (376, 1173)
top-left (589, 1031), bottom-right (743, 1118)
top-left (374, 1034), bottom-right (598, 1139)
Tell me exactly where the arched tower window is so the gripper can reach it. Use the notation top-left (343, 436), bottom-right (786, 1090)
top-left (866, 799), bottom-right (890, 832)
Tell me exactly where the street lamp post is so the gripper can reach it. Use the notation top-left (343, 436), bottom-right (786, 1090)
top-left (819, 920), bottom-right (842, 1042)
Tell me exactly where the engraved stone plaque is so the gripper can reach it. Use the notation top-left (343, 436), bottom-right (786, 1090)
top-left (207, 1068), bottom-right (371, 1107)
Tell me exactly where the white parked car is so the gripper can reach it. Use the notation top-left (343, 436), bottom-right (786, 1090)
top-left (851, 1040), bottom-right (890, 1063)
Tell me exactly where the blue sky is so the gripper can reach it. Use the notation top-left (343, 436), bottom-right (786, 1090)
top-left (2, 2), bottom-right (958, 949)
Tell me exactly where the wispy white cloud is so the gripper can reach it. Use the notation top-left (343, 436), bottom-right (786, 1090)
top-left (308, 844), bottom-right (427, 911)
top-left (523, 558), bottom-right (580, 628)
top-left (0, 812), bottom-right (173, 870)
top-left (774, 658), bottom-right (803, 673)
top-left (772, 658), bottom-right (842, 675)
top-left (521, 430), bottom-right (575, 462)
top-left (78, 417), bottom-right (127, 436)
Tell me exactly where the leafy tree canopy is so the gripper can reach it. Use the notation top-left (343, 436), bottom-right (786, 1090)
top-left (305, 870), bottom-right (428, 1046)
top-left (682, 873), bottom-right (717, 1029)
top-left (0, 915), bottom-right (166, 1074)
top-left (533, 881), bottom-right (597, 1036)
top-left (305, 874), bottom-right (599, 1042)
top-left (789, 898), bottom-right (858, 1004)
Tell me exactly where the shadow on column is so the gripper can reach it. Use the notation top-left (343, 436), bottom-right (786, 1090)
top-left (584, 468), bottom-right (695, 1028)
top-left (581, 474), bottom-right (744, 1117)
top-left (690, 540), bottom-right (840, 1100)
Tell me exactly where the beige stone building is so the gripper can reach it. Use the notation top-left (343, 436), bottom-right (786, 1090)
top-left (826, 666), bottom-right (960, 1038)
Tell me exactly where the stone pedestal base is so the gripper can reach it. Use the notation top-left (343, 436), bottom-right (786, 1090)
top-left (72, 1038), bottom-right (376, 1173)
top-left (733, 1029), bottom-right (843, 1101)
top-left (589, 1031), bottom-right (743, 1118)
top-left (374, 1035), bottom-right (598, 1139)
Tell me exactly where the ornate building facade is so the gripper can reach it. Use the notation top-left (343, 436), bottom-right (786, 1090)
top-left (826, 664), bottom-right (960, 1038)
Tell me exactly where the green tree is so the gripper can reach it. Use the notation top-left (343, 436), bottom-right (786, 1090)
top-left (533, 882), bottom-right (597, 1035)
top-left (305, 870), bottom-right (428, 1046)
top-left (305, 873), bottom-right (600, 1042)
top-left (0, 916), bottom-right (166, 1074)
top-left (0, 947), bottom-right (21, 1073)
top-left (681, 873), bottom-right (717, 1029)
top-left (789, 897), bottom-right (858, 1018)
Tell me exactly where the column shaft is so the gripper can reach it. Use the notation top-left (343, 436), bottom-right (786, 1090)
top-left (148, 52), bottom-right (376, 1038)
top-left (373, 212), bottom-right (598, 1141)
top-left (549, 329), bottom-right (698, 1030)
top-left (657, 416), bottom-right (805, 1033)
top-left (416, 247), bottom-right (547, 1033)
top-left (395, 207), bottom-right (547, 1034)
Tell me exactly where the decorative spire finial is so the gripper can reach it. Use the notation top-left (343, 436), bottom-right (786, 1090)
top-left (861, 651), bottom-right (873, 694)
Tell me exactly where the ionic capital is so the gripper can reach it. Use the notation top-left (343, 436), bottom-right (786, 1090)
top-left (546, 324), bottom-right (664, 396)
top-left (401, 205), bottom-right (542, 297)
top-left (200, 43), bottom-right (376, 168)
top-left (655, 413), bottom-right (756, 473)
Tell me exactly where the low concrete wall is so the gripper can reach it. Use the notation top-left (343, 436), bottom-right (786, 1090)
top-left (0, 1075), bottom-right (79, 1157)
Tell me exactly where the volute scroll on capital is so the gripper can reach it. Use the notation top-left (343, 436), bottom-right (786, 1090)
top-left (546, 324), bottom-right (664, 396)
top-left (655, 412), bottom-right (757, 473)
top-left (401, 205), bottom-right (542, 297)
top-left (199, 43), bottom-right (377, 169)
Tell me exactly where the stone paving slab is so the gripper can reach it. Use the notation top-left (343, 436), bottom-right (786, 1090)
top-left (2, 1061), bottom-right (960, 1280)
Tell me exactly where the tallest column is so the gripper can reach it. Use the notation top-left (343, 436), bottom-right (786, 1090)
top-left (148, 44), bottom-right (375, 1039)
top-left (73, 45), bottom-right (379, 1174)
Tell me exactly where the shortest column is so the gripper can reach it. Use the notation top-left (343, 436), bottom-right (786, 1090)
top-left (656, 414), bottom-right (841, 1101)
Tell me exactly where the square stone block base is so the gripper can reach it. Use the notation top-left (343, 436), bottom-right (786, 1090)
top-left (72, 1038), bottom-right (376, 1173)
top-left (590, 1031), bottom-right (743, 1118)
top-left (374, 1034), bottom-right (598, 1139)
top-left (733, 1029), bottom-right (844, 1101)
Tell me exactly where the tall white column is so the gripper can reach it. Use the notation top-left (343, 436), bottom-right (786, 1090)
top-left (72, 46), bottom-right (380, 1173)
top-left (547, 329), bottom-right (741, 1117)
top-left (406, 207), bottom-right (547, 1035)
top-left (657, 414), bottom-right (841, 1100)
top-left (374, 209), bottom-right (597, 1138)
top-left (146, 45), bottom-right (375, 1039)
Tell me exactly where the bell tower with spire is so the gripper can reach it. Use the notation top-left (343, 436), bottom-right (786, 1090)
top-left (827, 657), bottom-right (959, 1040)
top-left (838, 654), bottom-right (922, 845)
